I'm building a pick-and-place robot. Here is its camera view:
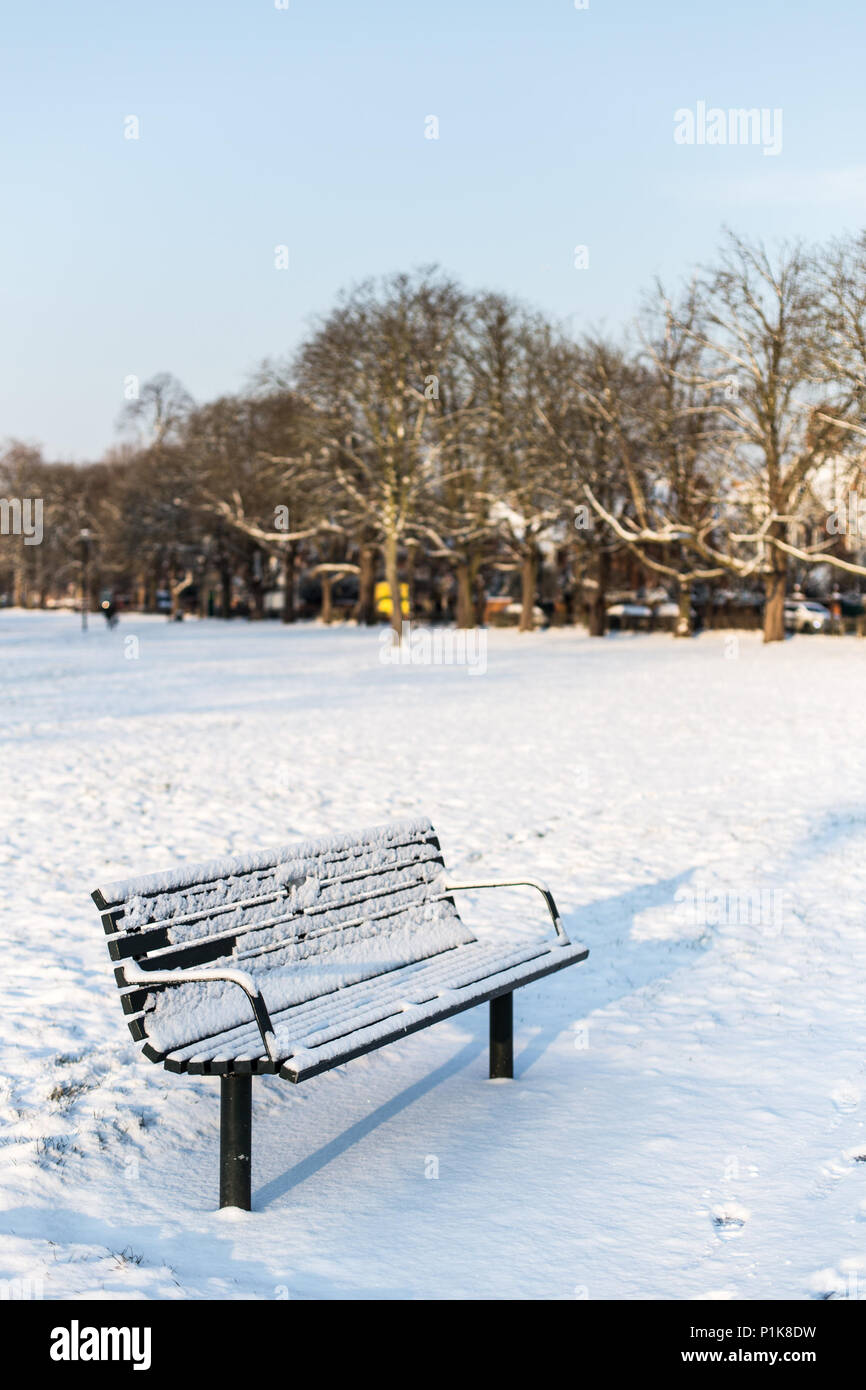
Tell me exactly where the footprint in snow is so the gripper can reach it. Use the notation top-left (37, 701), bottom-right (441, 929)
top-left (810, 1156), bottom-right (851, 1199)
top-left (711, 1203), bottom-right (750, 1240)
top-left (831, 1080), bottom-right (861, 1114)
top-left (809, 1147), bottom-right (866, 1200)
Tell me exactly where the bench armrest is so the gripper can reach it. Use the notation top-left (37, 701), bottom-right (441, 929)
top-left (444, 878), bottom-right (571, 945)
top-left (122, 959), bottom-right (280, 1064)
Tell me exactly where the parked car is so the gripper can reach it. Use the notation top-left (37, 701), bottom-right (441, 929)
top-left (784, 600), bottom-right (831, 633)
top-left (606, 602), bottom-right (652, 632)
top-left (483, 595), bottom-right (544, 626)
top-left (840, 593), bottom-right (865, 620)
top-left (653, 601), bottom-right (681, 621)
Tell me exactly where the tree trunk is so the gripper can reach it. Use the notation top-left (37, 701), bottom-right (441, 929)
top-left (405, 543), bottom-right (417, 621)
top-left (195, 566), bottom-right (207, 619)
top-left (249, 579), bottom-right (264, 620)
top-left (219, 563), bottom-right (232, 619)
top-left (169, 569), bottom-right (192, 621)
top-left (320, 574), bottom-right (333, 624)
top-left (456, 558), bottom-right (474, 629)
top-left (587, 548), bottom-right (609, 636)
top-left (384, 532), bottom-right (402, 637)
top-left (519, 545), bottom-right (537, 632)
top-left (675, 582), bottom-right (692, 637)
top-left (355, 544), bottom-right (376, 625)
top-left (12, 557), bottom-right (26, 608)
top-left (763, 526), bottom-right (787, 643)
top-left (281, 542), bottom-right (296, 624)
top-left (474, 570), bottom-right (487, 627)
top-left (565, 546), bottom-right (581, 625)
top-left (763, 566), bottom-right (786, 643)
top-left (248, 549), bottom-right (264, 621)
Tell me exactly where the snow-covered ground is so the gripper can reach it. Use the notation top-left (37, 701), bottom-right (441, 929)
top-left (1, 611), bottom-right (865, 1300)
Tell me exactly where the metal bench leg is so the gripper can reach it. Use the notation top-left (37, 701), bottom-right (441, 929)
top-left (219, 1074), bottom-right (252, 1210)
top-left (489, 992), bottom-right (513, 1079)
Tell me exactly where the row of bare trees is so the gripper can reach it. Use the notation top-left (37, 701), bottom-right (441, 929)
top-left (4, 230), bottom-right (866, 642)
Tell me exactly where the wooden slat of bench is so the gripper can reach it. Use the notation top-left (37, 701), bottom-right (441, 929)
top-left (161, 939), bottom-right (534, 1067)
top-left (284, 943), bottom-right (588, 1082)
top-left (106, 843), bottom-right (439, 929)
top-left (272, 941), bottom-right (553, 1053)
top-left (107, 844), bottom-right (443, 947)
top-left (102, 850), bottom-right (444, 973)
top-left (96, 822), bottom-right (441, 915)
top-left (108, 871), bottom-right (440, 972)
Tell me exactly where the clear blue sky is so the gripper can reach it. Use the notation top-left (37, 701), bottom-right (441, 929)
top-left (2, 0), bottom-right (865, 459)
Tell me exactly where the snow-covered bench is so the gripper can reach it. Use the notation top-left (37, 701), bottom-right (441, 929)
top-left (91, 818), bottom-right (588, 1210)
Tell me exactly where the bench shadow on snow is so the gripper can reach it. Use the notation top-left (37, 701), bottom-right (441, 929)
top-left (254, 1037), bottom-right (485, 1207)
top-left (256, 869), bottom-right (700, 1208)
top-left (501, 868), bottom-right (701, 1076)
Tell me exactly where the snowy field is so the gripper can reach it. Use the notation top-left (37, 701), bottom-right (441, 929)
top-left (1, 610), bottom-right (865, 1301)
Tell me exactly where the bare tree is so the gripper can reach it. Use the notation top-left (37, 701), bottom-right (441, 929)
top-left (585, 234), bottom-right (845, 641)
top-left (563, 336), bottom-right (650, 636)
top-left (295, 268), bottom-right (468, 635)
top-left (571, 290), bottom-right (727, 636)
top-left (183, 389), bottom-right (322, 621)
top-left (118, 372), bottom-right (194, 448)
top-left (462, 295), bottom-right (566, 631)
top-left (679, 233), bottom-right (840, 642)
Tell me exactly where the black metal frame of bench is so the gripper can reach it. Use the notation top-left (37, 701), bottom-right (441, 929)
top-left (92, 826), bottom-right (588, 1211)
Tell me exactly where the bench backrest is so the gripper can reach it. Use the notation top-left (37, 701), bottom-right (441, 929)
top-left (93, 818), bottom-right (474, 1057)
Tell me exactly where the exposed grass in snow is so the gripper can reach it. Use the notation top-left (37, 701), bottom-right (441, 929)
top-left (1, 611), bottom-right (865, 1299)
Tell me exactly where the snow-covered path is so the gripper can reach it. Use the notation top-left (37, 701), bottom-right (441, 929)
top-left (1, 612), bottom-right (865, 1299)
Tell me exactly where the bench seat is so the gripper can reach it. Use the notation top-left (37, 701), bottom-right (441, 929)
top-left (160, 935), bottom-right (588, 1080)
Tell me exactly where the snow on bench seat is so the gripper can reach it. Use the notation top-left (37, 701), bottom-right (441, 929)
top-left (165, 936), bottom-right (588, 1080)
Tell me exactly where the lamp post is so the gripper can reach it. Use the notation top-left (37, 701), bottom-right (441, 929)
top-left (79, 528), bottom-right (91, 631)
